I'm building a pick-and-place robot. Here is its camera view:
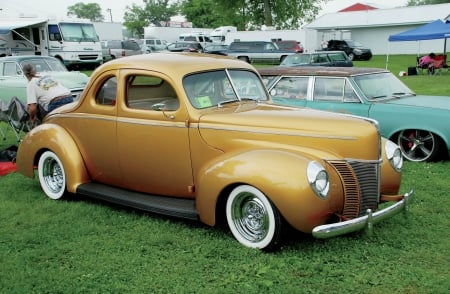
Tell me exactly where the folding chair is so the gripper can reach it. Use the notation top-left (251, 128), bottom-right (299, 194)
top-left (0, 100), bottom-right (8, 140)
top-left (0, 97), bottom-right (33, 141)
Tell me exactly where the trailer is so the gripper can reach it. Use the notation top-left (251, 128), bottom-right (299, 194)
top-left (0, 17), bottom-right (103, 69)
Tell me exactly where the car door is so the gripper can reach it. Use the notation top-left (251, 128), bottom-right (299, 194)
top-left (305, 77), bottom-right (370, 117)
top-left (116, 69), bottom-right (194, 198)
top-left (0, 61), bottom-right (28, 102)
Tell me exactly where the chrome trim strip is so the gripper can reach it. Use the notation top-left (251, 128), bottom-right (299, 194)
top-left (312, 189), bottom-right (414, 239)
top-left (197, 124), bottom-right (357, 140)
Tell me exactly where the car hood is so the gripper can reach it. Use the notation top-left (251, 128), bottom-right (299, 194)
top-left (384, 95), bottom-right (450, 110)
top-left (48, 72), bottom-right (90, 89)
top-left (197, 103), bottom-right (380, 159)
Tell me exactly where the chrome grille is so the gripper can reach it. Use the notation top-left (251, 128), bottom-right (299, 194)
top-left (328, 160), bottom-right (380, 218)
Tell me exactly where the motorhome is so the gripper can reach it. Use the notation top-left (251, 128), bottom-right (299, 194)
top-left (0, 17), bottom-right (103, 69)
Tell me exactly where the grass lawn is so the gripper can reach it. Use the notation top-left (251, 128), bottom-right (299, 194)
top-left (1, 55), bottom-right (449, 293)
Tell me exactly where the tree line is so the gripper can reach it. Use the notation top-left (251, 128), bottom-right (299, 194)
top-left (67, 0), bottom-right (450, 38)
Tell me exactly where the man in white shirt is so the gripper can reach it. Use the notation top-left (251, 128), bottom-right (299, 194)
top-left (23, 63), bottom-right (73, 123)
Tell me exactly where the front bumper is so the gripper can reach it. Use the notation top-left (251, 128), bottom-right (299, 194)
top-left (312, 189), bottom-right (414, 239)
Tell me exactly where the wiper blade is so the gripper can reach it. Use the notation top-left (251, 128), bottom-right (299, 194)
top-left (370, 95), bottom-right (387, 99)
top-left (218, 99), bottom-right (239, 107)
top-left (392, 92), bottom-right (415, 97)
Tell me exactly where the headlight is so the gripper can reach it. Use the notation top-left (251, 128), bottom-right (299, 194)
top-left (307, 161), bottom-right (330, 199)
top-left (385, 140), bottom-right (403, 172)
top-left (353, 48), bottom-right (362, 53)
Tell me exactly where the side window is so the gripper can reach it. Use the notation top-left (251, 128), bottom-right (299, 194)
top-left (313, 78), bottom-right (345, 102)
top-left (96, 76), bottom-right (117, 106)
top-left (126, 75), bottom-right (178, 111)
top-left (4, 62), bottom-right (20, 76)
top-left (344, 80), bottom-right (360, 102)
top-left (270, 77), bottom-right (309, 100)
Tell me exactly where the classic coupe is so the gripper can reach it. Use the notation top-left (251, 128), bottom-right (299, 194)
top-left (17, 53), bottom-right (412, 250)
top-left (258, 66), bottom-right (450, 162)
top-left (0, 55), bottom-right (89, 104)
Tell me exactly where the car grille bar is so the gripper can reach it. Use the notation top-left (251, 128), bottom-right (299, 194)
top-left (78, 54), bottom-right (99, 60)
top-left (328, 160), bottom-right (380, 219)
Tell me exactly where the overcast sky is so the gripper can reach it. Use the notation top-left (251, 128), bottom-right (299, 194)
top-left (1, 0), bottom-right (408, 23)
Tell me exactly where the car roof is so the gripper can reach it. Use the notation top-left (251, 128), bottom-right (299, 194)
top-left (96, 52), bottom-right (255, 77)
top-left (257, 66), bottom-right (388, 77)
top-left (0, 55), bottom-right (59, 62)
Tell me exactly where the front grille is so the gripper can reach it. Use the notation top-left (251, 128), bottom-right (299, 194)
top-left (78, 54), bottom-right (99, 60)
top-left (328, 160), bottom-right (380, 219)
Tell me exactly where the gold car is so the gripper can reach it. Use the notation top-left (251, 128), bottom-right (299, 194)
top-left (17, 53), bottom-right (413, 251)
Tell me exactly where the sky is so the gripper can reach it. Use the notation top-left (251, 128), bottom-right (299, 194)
top-left (1, 0), bottom-right (409, 23)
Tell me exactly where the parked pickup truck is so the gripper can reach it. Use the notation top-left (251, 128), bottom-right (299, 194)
top-left (102, 40), bottom-right (142, 59)
top-left (227, 41), bottom-right (295, 64)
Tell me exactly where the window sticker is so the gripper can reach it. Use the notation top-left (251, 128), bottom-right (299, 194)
top-left (196, 96), bottom-right (212, 108)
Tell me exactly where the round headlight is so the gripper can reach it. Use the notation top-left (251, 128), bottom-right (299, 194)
top-left (307, 161), bottom-right (330, 199)
top-left (385, 139), bottom-right (403, 172)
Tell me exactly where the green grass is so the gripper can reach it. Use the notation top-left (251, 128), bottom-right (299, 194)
top-left (1, 55), bottom-right (450, 293)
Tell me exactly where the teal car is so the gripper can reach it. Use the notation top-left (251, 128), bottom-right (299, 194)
top-left (0, 55), bottom-right (89, 105)
top-left (258, 66), bottom-right (450, 162)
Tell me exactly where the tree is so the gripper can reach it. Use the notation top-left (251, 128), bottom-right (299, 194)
top-left (180, 0), bottom-right (327, 30)
top-left (67, 2), bottom-right (104, 22)
top-left (123, 0), bottom-right (179, 38)
top-left (407, 0), bottom-right (450, 4)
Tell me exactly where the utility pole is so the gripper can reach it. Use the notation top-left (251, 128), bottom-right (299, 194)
top-left (106, 8), bottom-right (112, 22)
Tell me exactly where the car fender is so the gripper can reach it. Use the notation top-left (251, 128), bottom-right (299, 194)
top-left (195, 149), bottom-right (343, 233)
top-left (16, 123), bottom-right (89, 193)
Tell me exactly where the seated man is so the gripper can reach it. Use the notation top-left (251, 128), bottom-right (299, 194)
top-left (23, 64), bottom-right (74, 124)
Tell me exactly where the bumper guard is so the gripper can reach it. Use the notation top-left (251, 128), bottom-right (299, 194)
top-left (312, 189), bottom-right (414, 239)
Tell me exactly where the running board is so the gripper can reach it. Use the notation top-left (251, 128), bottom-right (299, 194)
top-left (76, 182), bottom-right (198, 221)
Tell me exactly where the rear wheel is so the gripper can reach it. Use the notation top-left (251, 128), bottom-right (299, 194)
top-left (226, 185), bottom-right (282, 250)
top-left (348, 53), bottom-right (355, 61)
top-left (38, 151), bottom-right (67, 199)
top-left (397, 129), bottom-right (442, 162)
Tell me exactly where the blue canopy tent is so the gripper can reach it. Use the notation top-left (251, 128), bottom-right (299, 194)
top-left (388, 19), bottom-right (450, 52)
top-left (386, 19), bottom-right (450, 70)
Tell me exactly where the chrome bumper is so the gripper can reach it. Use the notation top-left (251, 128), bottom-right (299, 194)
top-left (312, 189), bottom-right (414, 239)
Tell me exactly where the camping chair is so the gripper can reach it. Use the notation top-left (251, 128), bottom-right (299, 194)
top-left (0, 97), bottom-right (33, 141)
top-left (432, 54), bottom-right (448, 75)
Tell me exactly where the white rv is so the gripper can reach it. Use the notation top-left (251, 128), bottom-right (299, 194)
top-left (0, 17), bottom-right (103, 69)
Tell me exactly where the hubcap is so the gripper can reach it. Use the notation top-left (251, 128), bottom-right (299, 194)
top-left (231, 193), bottom-right (269, 242)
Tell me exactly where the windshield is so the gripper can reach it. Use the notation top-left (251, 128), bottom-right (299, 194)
top-left (183, 69), bottom-right (269, 109)
top-left (353, 72), bottom-right (415, 100)
top-left (59, 23), bottom-right (99, 42)
top-left (346, 40), bottom-right (363, 47)
top-left (19, 58), bottom-right (67, 73)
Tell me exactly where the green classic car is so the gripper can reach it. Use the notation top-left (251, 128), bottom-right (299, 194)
top-left (0, 55), bottom-right (89, 104)
top-left (258, 66), bottom-right (450, 162)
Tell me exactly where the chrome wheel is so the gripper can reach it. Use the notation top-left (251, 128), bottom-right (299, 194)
top-left (398, 129), bottom-right (441, 162)
top-left (38, 151), bottom-right (66, 199)
top-left (226, 185), bottom-right (282, 250)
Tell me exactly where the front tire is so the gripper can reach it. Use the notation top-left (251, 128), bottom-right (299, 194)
top-left (398, 129), bottom-right (442, 162)
top-left (38, 151), bottom-right (67, 199)
top-left (226, 185), bottom-right (282, 250)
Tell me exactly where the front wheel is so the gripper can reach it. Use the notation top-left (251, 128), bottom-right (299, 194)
top-left (226, 185), bottom-right (282, 250)
top-left (397, 129), bottom-right (442, 162)
top-left (38, 151), bottom-right (67, 199)
top-left (348, 53), bottom-right (355, 61)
